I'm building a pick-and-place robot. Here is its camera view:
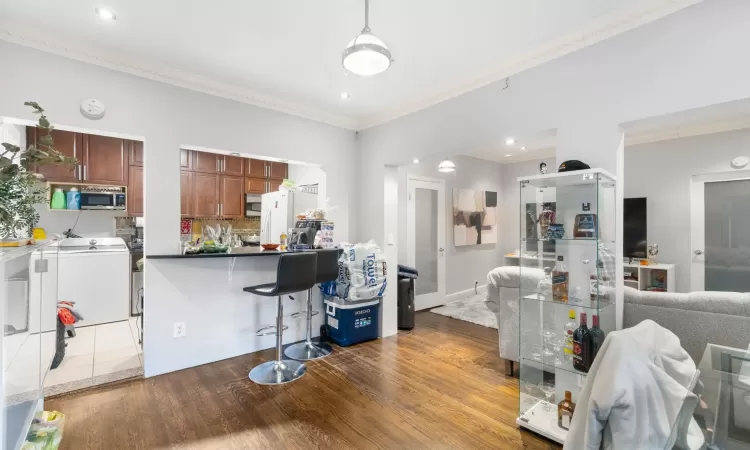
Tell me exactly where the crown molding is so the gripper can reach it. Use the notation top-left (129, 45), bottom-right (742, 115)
top-left (358, 0), bottom-right (704, 130)
top-left (0, 23), bottom-right (359, 131)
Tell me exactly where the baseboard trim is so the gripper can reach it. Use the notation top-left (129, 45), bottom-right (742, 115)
top-left (445, 284), bottom-right (488, 303)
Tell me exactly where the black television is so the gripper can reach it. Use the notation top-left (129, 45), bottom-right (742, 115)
top-left (624, 197), bottom-right (647, 258)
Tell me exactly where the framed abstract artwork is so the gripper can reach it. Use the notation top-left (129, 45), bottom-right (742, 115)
top-left (452, 189), bottom-right (497, 246)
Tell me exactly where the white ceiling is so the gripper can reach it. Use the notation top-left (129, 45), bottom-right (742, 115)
top-left (0, 0), bottom-right (700, 129)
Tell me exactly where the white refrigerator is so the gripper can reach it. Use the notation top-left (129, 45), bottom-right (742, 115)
top-left (260, 190), bottom-right (318, 244)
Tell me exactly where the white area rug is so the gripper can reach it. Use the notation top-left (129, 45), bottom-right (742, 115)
top-left (430, 293), bottom-right (497, 329)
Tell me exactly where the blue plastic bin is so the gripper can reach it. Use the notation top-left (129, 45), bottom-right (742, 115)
top-left (324, 297), bottom-right (380, 347)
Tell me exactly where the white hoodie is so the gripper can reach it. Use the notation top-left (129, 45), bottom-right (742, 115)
top-left (563, 320), bottom-right (702, 450)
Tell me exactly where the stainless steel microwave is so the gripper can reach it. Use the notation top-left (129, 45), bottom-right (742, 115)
top-left (245, 194), bottom-right (262, 217)
top-left (80, 187), bottom-right (127, 210)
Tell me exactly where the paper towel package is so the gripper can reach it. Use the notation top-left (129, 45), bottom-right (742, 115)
top-left (336, 240), bottom-right (388, 301)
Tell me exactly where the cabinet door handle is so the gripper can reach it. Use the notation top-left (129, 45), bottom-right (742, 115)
top-left (216, 204), bottom-right (219, 216)
top-left (83, 165), bottom-right (87, 180)
top-left (220, 203), bottom-right (223, 216)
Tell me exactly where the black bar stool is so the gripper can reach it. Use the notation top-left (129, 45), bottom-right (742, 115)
top-left (284, 249), bottom-right (339, 361)
top-left (244, 252), bottom-right (317, 385)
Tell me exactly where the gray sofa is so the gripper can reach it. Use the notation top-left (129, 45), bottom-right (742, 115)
top-left (623, 286), bottom-right (750, 362)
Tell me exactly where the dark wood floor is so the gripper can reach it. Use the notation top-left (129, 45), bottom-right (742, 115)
top-left (47, 312), bottom-right (560, 449)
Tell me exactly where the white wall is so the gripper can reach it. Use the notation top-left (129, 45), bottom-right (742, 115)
top-left (0, 41), bottom-right (357, 376)
top-left (625, 128), bottom-right (750, 293)
top-left (286, 163), bottom-right (327, 211)
top-left (397, 155), bottom-right (504, 295)
top-left (35, 209), bottom-right (123, 237)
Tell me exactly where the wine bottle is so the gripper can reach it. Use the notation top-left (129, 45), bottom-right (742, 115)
top-left (589, 314), bottom-right (606, 369)
top-left (558, 391), bottom-right (576, 430)
top-left (572, 312), bottom-right (592, 372)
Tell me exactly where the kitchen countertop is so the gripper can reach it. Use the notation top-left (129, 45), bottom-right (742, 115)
top-left (147, 246), bottom-right (339, 259)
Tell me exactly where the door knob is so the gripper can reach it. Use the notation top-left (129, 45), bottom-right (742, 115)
top-left (694, 249), bottom-right (704, 255)
top-left (439, 248), bottom-right (444, 252)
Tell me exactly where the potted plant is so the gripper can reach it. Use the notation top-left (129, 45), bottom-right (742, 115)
top-left (1, 102), bottom-right (77, 242)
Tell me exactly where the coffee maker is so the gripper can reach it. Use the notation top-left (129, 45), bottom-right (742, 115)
top-left (290, 220), bottom-right (323, 247)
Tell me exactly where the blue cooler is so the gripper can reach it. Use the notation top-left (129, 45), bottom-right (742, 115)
top-left (324, 297), bottom-right (380, 347)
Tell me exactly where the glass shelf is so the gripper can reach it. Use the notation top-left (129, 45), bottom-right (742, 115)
top-left (522, 237), bottom-right (616, 245)
top-left (519, 292), bottom-right (614, 310)
top-left (520, 356), bottom-right (590, 378)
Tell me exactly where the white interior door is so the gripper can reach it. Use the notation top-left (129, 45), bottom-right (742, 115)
top-left (691, 171), bottom-right (750, 292)
top-left (406, 176), bottom-right (446, 310)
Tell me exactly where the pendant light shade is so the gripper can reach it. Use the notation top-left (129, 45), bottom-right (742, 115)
top-left (342, 0), bottom-right (392, 76)
top-left (438, 159), bottom-right (456, 173)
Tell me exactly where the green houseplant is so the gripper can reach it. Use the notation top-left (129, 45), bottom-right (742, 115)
top-left (0, 102), bottom-right (77, 239)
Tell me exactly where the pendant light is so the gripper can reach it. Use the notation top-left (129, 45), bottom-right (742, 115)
top-left (438, 159), bottom-right (456, 173)
top-left (342, 0), bottom-right (392, 76)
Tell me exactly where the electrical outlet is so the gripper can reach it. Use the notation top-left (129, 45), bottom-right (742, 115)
top-left (173, 322), bottom-right (186, 338)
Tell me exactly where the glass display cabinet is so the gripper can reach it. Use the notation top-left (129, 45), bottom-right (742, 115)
top-left (516, 169), bottom-right (617, 443)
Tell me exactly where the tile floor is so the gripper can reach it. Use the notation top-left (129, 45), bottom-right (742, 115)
top-left (44, 317), bottom-right (143, 394)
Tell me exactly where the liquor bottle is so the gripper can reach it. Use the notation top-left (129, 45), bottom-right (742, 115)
top-left (589, 260), bottom-right (610, 305)
top-left (574, 202), bottom-right (597, 238)
top-left (589, 314), bottom-right (606, 369)
top-left (551, 256), bottom-right (569, 303)
top-left (563, 309), bottom-right (577, 364)
top-left (558, 391), bottom-right (576, 430)
top-left (572, 312), bottom-right (592, 372)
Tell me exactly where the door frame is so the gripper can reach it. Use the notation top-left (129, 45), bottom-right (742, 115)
top-left (406, 175), bottom-right (447, 311)
top-left (690, 170), bottom-right (750, 291)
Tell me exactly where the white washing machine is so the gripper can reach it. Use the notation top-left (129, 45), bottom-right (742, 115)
top-left (56, 238), bottom-right (130, 327)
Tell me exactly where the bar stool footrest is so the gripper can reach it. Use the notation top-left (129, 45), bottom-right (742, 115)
top-left (256, 325), bottom-right (288, 336)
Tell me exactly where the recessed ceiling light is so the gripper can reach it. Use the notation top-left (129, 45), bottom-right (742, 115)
top-left (520, 146), bottom-right (527, 151)
top-left (340, 92), bottom-right (350, 100)
top-left (412, 158), bottom-right (419, 164)
top-left (95, 7), bottom-right (116, 21)
top-left (505, 137), bottom-right (516, 146)
top-left (230, 152), bottom-right (241, 156)
top-left (504, 154), bottom-right (512, 157)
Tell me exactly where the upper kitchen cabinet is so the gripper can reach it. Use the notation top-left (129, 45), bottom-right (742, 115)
top-left (193, 151), bottom-right (219, 174)
top-left (191, 173), bottom-right (220, 217)
top-left (220, 176), bottom-right (244, 218)
top-left (128, 165), bottom-right (144, 217)
top-left (27, 127), bottom-right (78, 182)
top-left (267, 161), bottom-right (288, 180)
top-left (245, 177), bottom-right (266, 194)
top-left (221, 155), bottom-right (244, 177)
top-left (246, 158), bottom-right (266, 178)
top-left (180, 171), bottom-right (193, 217)
top-left (128, 140), bottom-right (144, 166)
top-left (81, 134), bottom-right (128, 185)
top-left (180, 149), bottom-right (192, 169)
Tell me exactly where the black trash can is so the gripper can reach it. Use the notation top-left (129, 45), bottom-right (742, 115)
top-left (397, 265), bottom-right (418, 330)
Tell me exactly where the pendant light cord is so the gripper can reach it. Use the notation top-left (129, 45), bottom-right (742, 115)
top-left (363, 0), bottom-right (371, 32)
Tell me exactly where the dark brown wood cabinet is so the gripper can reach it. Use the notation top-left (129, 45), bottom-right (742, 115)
top-left (267, 161), bottom-right (288, 180)
top-left (245, 177), bottom-right (266, 194)
top-left (246, 158), bottom-right (266, 178)
top-left (191, 173), bottom-right (220, 218)
top-left (222, 155), bottom-right (244, 177)
top-left (180, 149), bottom-right (192, 169)
top-left (220, 176), bottom-right (244, 218)
top-left (180, 171), bottom-right (193, 217)
top-left (129, 141), bottom-right (144, 166)
top-left (128, 165), bottom-right (144, 216)
top-left (27, 128), bottom-right (79, 182)
top-left (193, 151), bottom-right (219, 174)
top-left (81, 134), bottom-right (128, 185)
